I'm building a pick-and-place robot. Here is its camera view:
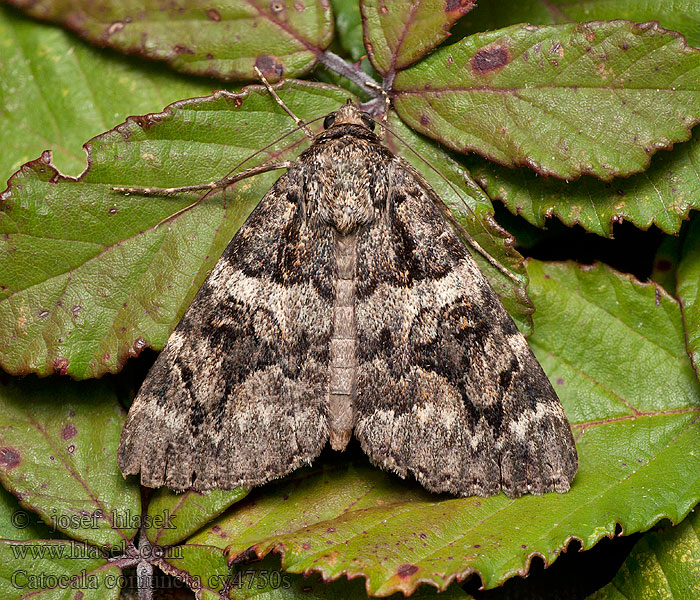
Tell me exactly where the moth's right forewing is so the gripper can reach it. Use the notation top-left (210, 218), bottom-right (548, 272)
top-left (353, 161), bottom-right (577, 497)
top-left (118, 168), bottom-right (335, 492)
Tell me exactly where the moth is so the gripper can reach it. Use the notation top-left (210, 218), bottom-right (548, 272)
top-left (117, 99), bottom-right (578, 498)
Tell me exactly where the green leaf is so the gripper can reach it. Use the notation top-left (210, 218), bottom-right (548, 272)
top-left (456, 0), bottom-right (700, 50)
top-left (145, 486), bottom-right (248, 547)
top-left (330, 0), bottom-right (366, 61)
top-left (466, 129), bottom-right (700, 237)
top-left (0, 484), bottom-right (55, 540)
top-left (360, 0), bottom-right (476, 75)
top-left (384, 112), bottom-right (533, 333)
top-left (587, 508), bottom-right (700, 599)
top-left (548, 0), bottom-right (700, 49)
top-left (393, 21), bottom-right (700, 180)
top-left (0, 377), bottom-right (140, 549)
top-left (161, 260), bottom-right (700, 594)
top-left (0, 539), bottom-right (122, 599)
top-left (0, 80), bottom-right (529, 378)
top-left (678, 216), bottom-right (700, 382)
top-left (0, 5), bottom-right (239, 179)
top-left (6, 0), bottom-right (333, 81)
top-left (158, 549), bottom-right (474, 599)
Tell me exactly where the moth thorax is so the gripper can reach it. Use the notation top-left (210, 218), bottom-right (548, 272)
top-left (319, 163), bottom-right (378, 235)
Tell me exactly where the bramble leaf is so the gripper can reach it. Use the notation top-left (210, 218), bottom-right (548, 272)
top-left (145, 486), bottom-right (248, 547)
top-left (457, 0), bottom-right (700, 49)
top-left (587, 508), bottom-right (700, 599)
top-left (5, 0), bottom-right (333, 81)
top-left (0, 5), bottom-right (239, 179)
top-left (361, 0), bottom-right (476, 75)
top-left (393, 21), bottom-right (700, 180)
top-left (0, 377), bottom-right (140, 549)
top-left (466, 130), bottom-right (700, 237)
top-left (158, 550), bottom-right (475, 599)
top-left (0, 539), bottom-right (122, 599)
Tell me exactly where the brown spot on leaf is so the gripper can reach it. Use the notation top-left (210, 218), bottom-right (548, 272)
top-left (269, 0), bottom-right (285, 13)
top-left (420, 115), bottom-right (430, 126)
top-left (53, 358), bottom-right (69, 375)
top-left (0, 447), bottom-right (20, 468)
top-left (173, 45), bottom-right (195, 55)
top-left (556, 377), bottom-right (565, 385)
top-left (206, 53), bottom-right (214, 60)
top-left (379, 5), bottom-right (388, 14)
top-left (108, 207), bottom-right (118, 214)
top-left (207, 8), bottom-right (221, 21)
top-left (445, 0), bottom-right (474, 13)
top-left (397, 564), bottom-right (418, 578)
top-left (62, 424), bottom-right (77, 440)
top-left (106, 21), bottom-right (126, 35)
top-left (255, 55), bottom-right (284, 77)
top-left (294, 1), bottom-right (305, 11)
top-left (67, 444), bottom-right (76, 454)
top-left (71, 305), bottom-right (82, 318)
top-left (302, 542), bottom-right (311, 550)
top-left (233, 97), bottom-right (243, 107)
top-left (471, 46), bottom-right (510, 73)
top-left (38, 310), bottom-right (49, 318)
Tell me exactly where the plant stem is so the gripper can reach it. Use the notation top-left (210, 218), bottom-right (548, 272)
top-left (319, 51), bottom-right (382, 99)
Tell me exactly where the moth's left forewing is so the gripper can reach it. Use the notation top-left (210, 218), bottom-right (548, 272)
top-left (118, 168), bottom-right (335, 491)
top-left (353, 160), bottom-right (577, 497)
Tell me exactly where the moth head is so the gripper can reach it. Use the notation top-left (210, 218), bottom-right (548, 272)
top-left (323, 102), bottom-right (376, 132)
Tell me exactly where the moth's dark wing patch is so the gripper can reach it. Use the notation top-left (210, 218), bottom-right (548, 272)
top-left (118, 168), bottom-right (334, 492)
top-left (353, 163), bottom-right (577, 497)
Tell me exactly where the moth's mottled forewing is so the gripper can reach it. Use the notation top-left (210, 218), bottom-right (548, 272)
top-left (117, 168), bottom-right (334, 491)
top-left (118, 104), bottom-right (577, 496)
top-left (353, 162), bottom-right (577, 497)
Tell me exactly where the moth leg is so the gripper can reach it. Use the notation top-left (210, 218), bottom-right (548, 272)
top-left (254, 66), bottom-right (314, 139)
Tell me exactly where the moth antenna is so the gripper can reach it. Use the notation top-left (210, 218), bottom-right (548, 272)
top-left (373, 117), bottom-right (522, 285)
top-left (254, 66), bottom-right (315, 139)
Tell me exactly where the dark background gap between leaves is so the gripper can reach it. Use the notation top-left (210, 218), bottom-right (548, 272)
top-left (1, 0), bottom-right (699, 598)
